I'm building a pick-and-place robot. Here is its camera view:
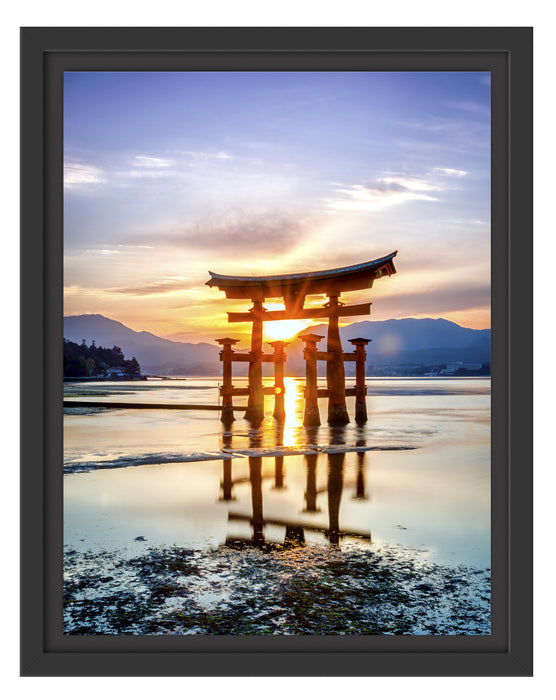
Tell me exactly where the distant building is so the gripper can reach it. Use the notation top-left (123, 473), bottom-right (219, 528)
top-left (107, 366), bottom-right (128, 377)
top-left (441, 361), bottom-right (483, 375)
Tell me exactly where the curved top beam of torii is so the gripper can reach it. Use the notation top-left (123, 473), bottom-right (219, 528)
top-left (205, 251), bottom-right (397, 301)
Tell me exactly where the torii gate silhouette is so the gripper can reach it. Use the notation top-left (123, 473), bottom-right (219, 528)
top-left (206, 251), bottom-right (397, 427)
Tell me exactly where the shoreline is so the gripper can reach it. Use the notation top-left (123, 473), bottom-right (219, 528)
top-left (63, 444), bottom-right (417, 474)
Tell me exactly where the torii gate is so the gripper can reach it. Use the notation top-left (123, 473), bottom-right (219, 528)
top-left (206, 251), bottom-right (397, 426)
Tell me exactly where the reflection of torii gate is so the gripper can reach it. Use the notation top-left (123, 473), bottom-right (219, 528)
top-left (206, 251), bottom-right (397, 426)
top-left (224, 452), bottom-right (372, 549)
top-left (218, 424), bottom-right (371, 549)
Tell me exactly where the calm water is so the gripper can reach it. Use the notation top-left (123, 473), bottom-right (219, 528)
top-left (64, 377), bottom-right (490, 568)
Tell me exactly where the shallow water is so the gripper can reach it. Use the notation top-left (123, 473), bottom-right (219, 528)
top-left (64, 377), bottom-right (490, 569)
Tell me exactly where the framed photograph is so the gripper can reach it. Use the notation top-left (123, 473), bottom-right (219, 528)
top-left (20, 27), bottom-right (532, 676)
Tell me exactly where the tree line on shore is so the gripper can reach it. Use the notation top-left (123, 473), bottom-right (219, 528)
top-left (63, 338), bottom-right (141, 378)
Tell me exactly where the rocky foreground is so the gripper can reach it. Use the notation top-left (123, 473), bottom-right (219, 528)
top-left (63, 542), bottom-right (490, 636)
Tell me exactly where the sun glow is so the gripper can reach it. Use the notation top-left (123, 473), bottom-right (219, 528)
top-left (265, 319), bottom-right (312, 342)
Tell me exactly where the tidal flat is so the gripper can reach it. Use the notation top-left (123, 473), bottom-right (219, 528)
top-left (63, 377), bottom-right (491, 635)
top-left (64, 543), bottom-right (490, 635)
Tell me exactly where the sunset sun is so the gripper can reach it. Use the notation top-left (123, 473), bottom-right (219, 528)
top-left (264, 319), bottom-right (312, 341)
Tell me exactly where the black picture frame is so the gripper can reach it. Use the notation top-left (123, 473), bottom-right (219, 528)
top-left (20, 26), bottom-right (533, 677)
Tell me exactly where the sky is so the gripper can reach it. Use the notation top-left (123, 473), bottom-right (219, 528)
top-left (63, 71), bottom-right (491, 343)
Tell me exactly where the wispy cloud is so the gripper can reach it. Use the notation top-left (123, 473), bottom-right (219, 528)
top-left (433, 167), bottom-right (467, 178)
top-left (133, 155), bottom-right (173, 168)
top-left (64, 284), bottom-right (92, 295)
top-left (124, 154), bottom-right (177, 179)
top-left (181, 150), bottom-right (232, 161)
top-left (327, 175), bottom-right (439, 212)
top-left (106, 277), bottom-right (190, 296)
top-left (127, 169), bottom-right (175, 179)
top-left (446, 100), bottom-right (490, 116)
top-left (442, 218), bottom-right (489, 226)
top-left (65, 150), bottom-right (235, 191)
top-left (114, 244), bottom-right (155, 250)
top-left (400, 117), bottom-right (460, 135)
top-left (396, 113), bottom-right (490, 154)
top-left (327, 167), bottom-right (469, 212)
top-left (372, 280), bottom-right (491, 319)
top-left (64, 162), bottom-right (105, 188)
top-left (84, 249), bottom-right (122, 256)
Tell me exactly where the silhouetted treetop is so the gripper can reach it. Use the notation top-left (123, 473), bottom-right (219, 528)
top-left (63, 338), bottom-right (142, 378)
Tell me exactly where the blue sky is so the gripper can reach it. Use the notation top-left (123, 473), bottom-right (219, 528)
top-left (64, 71), bottom-right (491, 341)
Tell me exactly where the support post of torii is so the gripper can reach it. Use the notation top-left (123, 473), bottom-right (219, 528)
top-left (349, 337), bottom-right (371, 424)
top-left (300, 333), bottom-right (323, 427)
top-left (244, 299), bottom-right (265, 425)
top-left (326, 294), bottom-right (350, 426)
top-left (216, 337), bottom-right (239, 425)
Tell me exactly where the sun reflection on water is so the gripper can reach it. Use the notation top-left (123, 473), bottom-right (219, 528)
top-left (282, 377), bottom-right (305, 447)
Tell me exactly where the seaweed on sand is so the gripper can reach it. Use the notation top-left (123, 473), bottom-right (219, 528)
top-left (63, 544), bottom-right (491, 636)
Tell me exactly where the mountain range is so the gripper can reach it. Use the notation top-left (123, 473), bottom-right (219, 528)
top-left (64, 314), bottom-right (220, 374)
top-left (64, 314), bottom-right (490, 375)
top-left (282, 317), bottom-right (490, 373)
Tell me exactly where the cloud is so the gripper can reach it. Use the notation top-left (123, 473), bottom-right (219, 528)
top-left (114, 244), bottom-right (155, 250)
top-left (64, 162), bottom-right (105, 188)
top-left (396, 113), bottom-right (490, 154)
top-left (327, 176), bottom-right (439, 212)
top-left (180, 150), bottom-right (232, 161)
top-left (433, 167), bottom-right (467, 177)
top-left (133, 155), bottom-right (173, 168)
top-left (380, 176), bottom-right (439, 192)
top-left (372, 280), bottom-right (491, 319)
top-left (64, 284), bottom-right (91, 295)
top-left (400, 117), bottom-right (460, 135)
top-left (123, 154), bottom-right (177, 179)
top-left (105, 278), bottom-right (190, 296)
top-left (326, 166), bottom-right (471, 213)
top-left (144, 208), bottom-right (314, 256)
top-left (127, 169), bottom-right (175, 179)
top-left (84, 248), bottom-right (122, 256)
top-left (66, 150), bottom-right (233, 192)
top-left (442, 218), bottom-right (488, 226)
top-left (446, 100), bottom-right (490, 116)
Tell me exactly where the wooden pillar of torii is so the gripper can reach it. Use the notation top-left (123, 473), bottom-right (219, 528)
top-left (349, 337), bottom-right (372, 424)
top-left (206, 252), bottom-right (397, 426)
top-left (325, 293), bottom-right (349, 424)
top-left (216, 336), bottom-right (287, 425)
top-left (299, 333), bottom-right (371, 426)
top-left (300, 333), bottom-right (323, 426)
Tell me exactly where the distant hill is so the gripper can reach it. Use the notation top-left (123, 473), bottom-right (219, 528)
top-left (283, 317), bottom-right (490, 373)
top-left (341, 317), bottom-right (490, 353)
top-left (63, 314), bottom-right (220, 374)
top-left (64, 314), bottom-right (490, 376)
